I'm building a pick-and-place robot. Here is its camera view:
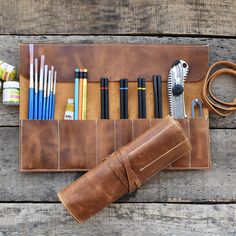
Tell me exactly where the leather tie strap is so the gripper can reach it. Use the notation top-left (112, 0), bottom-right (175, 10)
top-left (202, 61), bottom-right (236, 116)
top-left (106, 147), bottom-right (141, 193)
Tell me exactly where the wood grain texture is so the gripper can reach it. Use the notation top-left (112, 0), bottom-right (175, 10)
top-left (0, 0), bottom-right (235, 36)
top-left (0, 203), bottom-right (235, 235)
top-left (0, 127), bottom-right (235, 202)
top-left (0, 35), bottom-right (235, 127)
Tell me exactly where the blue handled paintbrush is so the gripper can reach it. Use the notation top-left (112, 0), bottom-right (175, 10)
top-left (52, 71), bottom-right (57, 119)
top-left (45, 70), bottom-right (51, 120)
top-left (48, 66), bottom-right (54, 120)
top-left (42, 65), bottom-right (48, 120)
top-left (28, 44), bottom-right (34, 119)
top-left (34, 58), bottom-right (39, 119)
top-left (38, 55), bottom-right (45, 120)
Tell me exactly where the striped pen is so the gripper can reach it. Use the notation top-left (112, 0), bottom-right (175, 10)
top-left (34, 58), bottom-right (39, 120)
top-left (38, 55), bottom-right (45, 119)
top-left (42, 65), bottom-right (48, 120)
top-left (28, 44), bottom-right (34, 119)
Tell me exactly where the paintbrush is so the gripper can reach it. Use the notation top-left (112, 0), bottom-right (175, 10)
top-left (34, 58), bottom-right (38, 119)
top-left (49, 66), bottom-right (54, 119)
top-left (52, 71), bottom-right (57, 119)
top-left (46, 70), bottom-right (51, 120)
top-left (28, 44), bottom-right (34, 119)
top-left (42, 65), bottom-right (48, 120)
top-left (38, 55), bottom-right (45, 120)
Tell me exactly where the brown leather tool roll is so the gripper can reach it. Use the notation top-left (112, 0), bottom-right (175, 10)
top-left (58, 116), bottom-right (191, 223)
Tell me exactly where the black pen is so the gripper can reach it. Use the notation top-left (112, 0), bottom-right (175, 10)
top-left (104, 78), bottom-right (109, 119)
top-left (153, 75), bottom-right (162, 118)
top-left (120, 79), bottom-right (124, 119)
top-left (100, 78), bottom-right (105, 119)
top-left (141, 78), bottom-right (146, 118)
top-left (153, 75), bottom-right (159, 118)
top-left (124, 79), bottom-right (128, 119)
top-left (137, 78), bottom-right (143, 118)
top-left (157, 75), bottom-right (162, 118)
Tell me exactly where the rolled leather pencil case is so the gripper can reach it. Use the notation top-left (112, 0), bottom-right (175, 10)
top-left (58, 116), bottom-right (191, 223)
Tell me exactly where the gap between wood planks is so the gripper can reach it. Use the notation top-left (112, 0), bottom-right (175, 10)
top-left (1, 202), bottom-right (236, 204)
top-left (0, 33), bottom-right (235, 39)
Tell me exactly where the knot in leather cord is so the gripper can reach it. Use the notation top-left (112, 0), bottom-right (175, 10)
top-left (106, 147), bottom-right (141, 193)
top-left (202, 61), bottom-right (236, 116)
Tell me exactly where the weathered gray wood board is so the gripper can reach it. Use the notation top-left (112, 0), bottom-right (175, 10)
top-left (1, 127), bottom-right (235, 202)
top-left (0, 35), bottom-right (235, 128)
top-left (0, 1), bottom-right (235, 233)
top-left (0, 203), bottom-right (235, 235)
top-left (0, 0), bottom-right (235, 36)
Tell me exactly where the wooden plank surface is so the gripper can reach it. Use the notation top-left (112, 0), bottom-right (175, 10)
top-left (0, 35), bottom-right (235, 128)
top-left (1, 127), bottom-right (235, 202)
top-left (0, 0), bottom-right (235, 36)
top-left (0, 203), bottom-right (235, 235)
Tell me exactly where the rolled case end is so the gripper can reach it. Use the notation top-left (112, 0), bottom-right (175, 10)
top-left (58, 116), bottom-right (191, 223)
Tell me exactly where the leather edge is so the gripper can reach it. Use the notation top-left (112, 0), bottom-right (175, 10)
top-left (57, 192), bottom-right (84, 224)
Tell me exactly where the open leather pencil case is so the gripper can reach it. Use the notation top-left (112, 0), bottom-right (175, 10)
top-left (19, 43), bottom-right (211, 172)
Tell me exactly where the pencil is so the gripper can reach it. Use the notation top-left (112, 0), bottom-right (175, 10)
top-left (100, 78), bottom-right (105, 119)
top-left (42, 65), bottom-right (48, 120)
top-left (78, 69), bottom-right (84, 120)
top-left (74, 68), bottom-right (79, 120)
top-left (141, 78), bottom-right (146, 118)
top-left (52, 71), bottom-right (57, 119)
top-left (137, 78), bottom-right (143, 118)
top-left (124, 79), bottom-right (128, 119)
top-left (82, 69), bottom-right (88, 120)
top-left (104, 78), bottom-right (109, 119)
top-left (34, 58), bottom-right (38, 120)
top-left (38, 55), bottom-right (45, 120)
top-left (28, 44), bottom-right (34, 120)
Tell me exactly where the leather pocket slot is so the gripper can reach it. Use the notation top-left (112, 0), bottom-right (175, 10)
top-left (169, 119), bottom-right (191, 169)
top-left (132, 119), bottom-right (151, 139)
top-left (20, 120), bottom-right (58, 171)
top-left (189, 117), bottom-right (211, 168)
top-left (96, 120), bottom-right (115, 163)
top-left (114, 119), bottom-right (133, 150)
top-left (59, 120), bottom-right (97, 170)
top-left (150, 118), bottom-right (163, 127)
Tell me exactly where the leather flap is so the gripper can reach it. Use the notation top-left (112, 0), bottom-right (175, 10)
top-left (19, 44), bottom-right (209, 82)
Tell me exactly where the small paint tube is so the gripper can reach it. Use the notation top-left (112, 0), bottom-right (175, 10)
top-left (64, 99), bottom-right (74, 120)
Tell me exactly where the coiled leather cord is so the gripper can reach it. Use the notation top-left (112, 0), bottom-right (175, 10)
top-left (202, 61), bottom-right (236, 116)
